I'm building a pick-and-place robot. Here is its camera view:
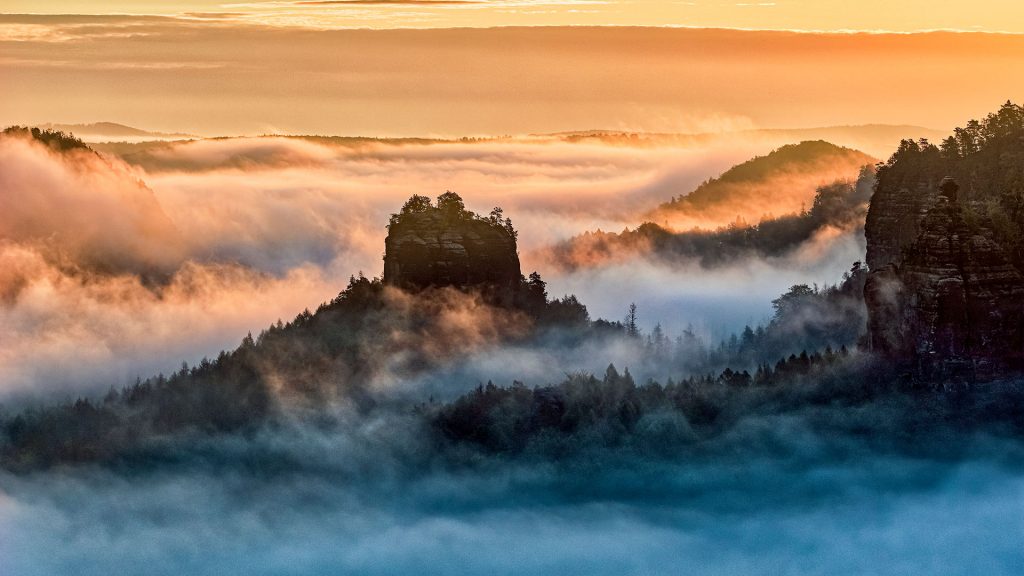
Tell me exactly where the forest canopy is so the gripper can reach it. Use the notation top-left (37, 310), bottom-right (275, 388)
top-left (389, 191), bottom-right (518, 240)
top-left (2, 126), bottom-right (90, 152)
top-left (874, 101), bottom-right (1024, 269)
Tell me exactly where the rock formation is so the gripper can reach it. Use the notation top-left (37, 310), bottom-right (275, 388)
top-left (864, 180), bottom-right (936, 272)
top-left (864, 177), bottom-right (1024, 382)
top-left (383, 193), bottom-right (521, 300)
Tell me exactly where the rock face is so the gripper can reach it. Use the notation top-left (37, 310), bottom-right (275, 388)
top-left (383, 206), bottom-right (521, 298)
top-left (864, 180), bottom-right (937, 271)
top-left (864, 177), bottom-right (1024, 381)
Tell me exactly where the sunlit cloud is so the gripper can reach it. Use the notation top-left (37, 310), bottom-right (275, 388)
top-left (0, 131), bottom-right (861, 400)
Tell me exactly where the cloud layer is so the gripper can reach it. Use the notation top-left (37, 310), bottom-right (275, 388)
top-left (2, 389), bottom-right (1021, 575)
top-left (0, 132), bottom-right (872, 401)
top-left (2, 130), bottom-right (1022, 576)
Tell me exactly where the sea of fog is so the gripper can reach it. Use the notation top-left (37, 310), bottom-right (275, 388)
top-left (0, 133), bottom-right (1021, 575)
top-left (0, 135), bottom-right (856, 402)
top-left (1, 404), bottom-right (1021, 575)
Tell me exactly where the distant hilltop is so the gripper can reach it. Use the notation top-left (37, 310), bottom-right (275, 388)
top-left (543, 124), bottom-right (945, 141)
top-left (35, 122), bottom-right (195, 142)
top-left (652, 140), bottom-right (875, 225)
top-left (24, 122), bottom-right (945, 158)
top-left (537, 125), bottom-right (945, 158)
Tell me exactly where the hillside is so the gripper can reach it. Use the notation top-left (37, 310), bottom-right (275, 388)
top-left (0, 126), bottom-right (186, 278)
top-left (0, 192), bottom-right (591, 470)
top-left (651, 140), bottom-right (875, 230)
top-left (37, 122), bottom-right (195, 142)
top-left (546, 124), bottom-right (944, 158)
top-left (547, 143), bottom-right (876, 270)
top-left (0, 185), bottom-right (878, 471)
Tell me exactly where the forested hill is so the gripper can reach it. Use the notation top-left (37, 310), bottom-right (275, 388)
top-left (549, 165), bottom-right (875, 269)
top-left (9, 111), bottom-right (1024, 474)
top-left (0, 188), bottom-right (594, 471)
top-left (651, 140), bottom-right (875, 226)
top-left (869, 101), bottom-right (1024, 272)
top-left (2, 126), bottom-right (91, 152)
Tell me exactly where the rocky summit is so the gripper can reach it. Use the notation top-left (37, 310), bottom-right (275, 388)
top-left (383, 192), bottom-right (521, 298)
top-left (865, 177), bottom-right (1024, 382)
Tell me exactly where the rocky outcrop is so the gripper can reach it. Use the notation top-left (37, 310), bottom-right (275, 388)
top-left (864, 180), bottom-right (937, 271)
top-left (383, 201), bottom-right (521, 299)
top-left (864, 178), bottom-right (1024, 382)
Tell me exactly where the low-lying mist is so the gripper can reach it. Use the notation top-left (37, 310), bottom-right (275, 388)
top-left (2, 131), bottom-right (1022, 576)
top-left (2, 370), bottom-right (1021, 575)
top-left (0, 132), bottom-right (866, 402)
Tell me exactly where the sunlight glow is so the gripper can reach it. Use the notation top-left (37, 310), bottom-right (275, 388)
top-left (2, 0), bottom-right (1024, 32)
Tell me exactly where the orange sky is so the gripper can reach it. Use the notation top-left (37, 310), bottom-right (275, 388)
top-left (3, 1), bottom-right (1024, 32)
top-left (2, 17), bottom-right (1023, 136)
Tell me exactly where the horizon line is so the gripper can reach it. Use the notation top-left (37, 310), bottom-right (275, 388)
top-left (7, 121), bottom-right (950, 143)
top-left (2, 14), bottom-right (1023, 36)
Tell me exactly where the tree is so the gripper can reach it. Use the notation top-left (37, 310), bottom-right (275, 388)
top-left (391, 195), bottom-right (432, 227)
top-left (504, 217), bottom-right (518, 240)
top-left (940, 135), bottom-right (961, 160)
top-left (437, 191), bottom-right (466, 217)
top-left (771, 284), bottom-right (815, 322)
top-left (740, 325), bottom-right (756, 349)
top-left (625, 303), bottom-right (639, 338)
top-left (400, 195), bottom-right (432, 214)
top-left (604, 363), bottom-right (621, 384)
top-left (527, 271), bottom-right (547, 301)
top-left (489, 206), bottom-right (504, 225)
top-left (3, 125), bottom-right (88, 151)
top-left (650, 323), bottom-right (669, 357)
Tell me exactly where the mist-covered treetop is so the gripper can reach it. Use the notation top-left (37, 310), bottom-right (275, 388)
top-left (388, 191), bottom-right (517, 240)
top-left (659, 140), bottom-right (874, 211)
top-left (877, 100), bottom-right (1024, 180)
top-left (874, 100), bottom-right (1024, 268)
top-left (2, 125), bottom-right (90, 152)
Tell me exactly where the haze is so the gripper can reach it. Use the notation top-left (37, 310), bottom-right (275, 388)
top-left (2, 16), bottom-right (1024, 135)
top-left (6, 1), bottom-right (1024, 32)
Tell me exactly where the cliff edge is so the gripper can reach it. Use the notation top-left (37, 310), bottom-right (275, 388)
top-left (865, 176), bottom-right (1024, 382)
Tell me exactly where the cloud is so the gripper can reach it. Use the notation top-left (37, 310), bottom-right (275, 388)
top-left (1, 131), bottom-right (1019, 575)
top-left (0, 134), bottom-right (350, 400)
top-left (0, 250), bottom-right (340, 403)
top-left (0, 132), bottom-right (874, 402)
top-left (0, 135), bottom-right (186, 277)
top-left (124, 134), bottom-right (800, 253)
top-left (544, 234), bottom-right (863, 337)
top-left (119, 135), bottom-right (769, 275)
top-left (1, 387), bottom-right (1022, 575)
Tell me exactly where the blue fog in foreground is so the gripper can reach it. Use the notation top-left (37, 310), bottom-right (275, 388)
top-left (2, 439), bottom-right (1021, 575)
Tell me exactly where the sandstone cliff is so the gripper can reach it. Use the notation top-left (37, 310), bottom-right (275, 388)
top-left (864, 177), bottom-right (1024, 381)
top-left (383, 193), bottom-right (521, 299)
top-left (863, 180), bottom-right (936, 272)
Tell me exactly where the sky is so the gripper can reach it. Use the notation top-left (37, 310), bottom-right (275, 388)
top-left (3, 2), bottom-right (1024, 135)
top-left (3, 0), bottom-right (1024, 32)
top-left (2, 18), bottom-right (1024, 136)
